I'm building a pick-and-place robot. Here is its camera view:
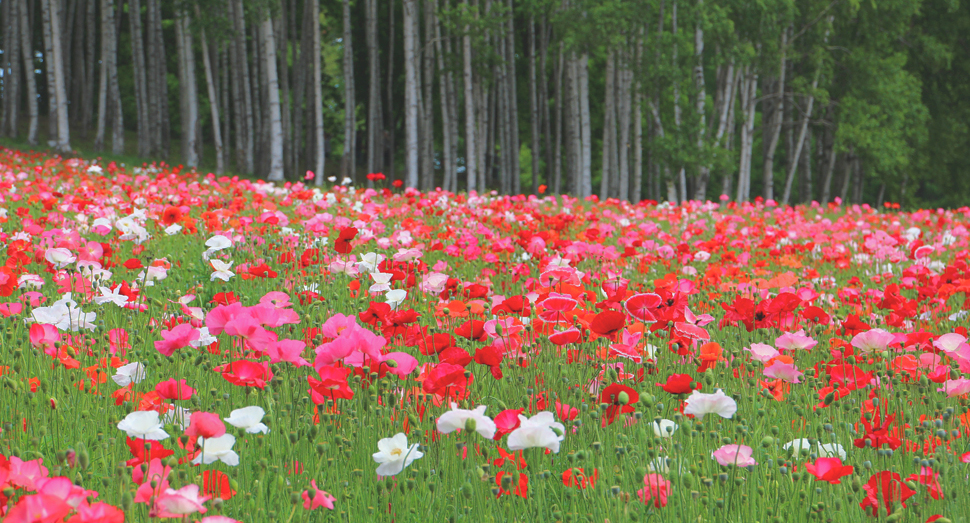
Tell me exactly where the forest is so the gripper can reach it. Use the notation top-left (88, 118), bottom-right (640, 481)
top-left (0, 0), bottom-right (969, 208)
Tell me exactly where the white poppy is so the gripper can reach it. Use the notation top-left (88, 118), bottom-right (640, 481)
top-left (372, 433), bottom-right (423, 477)
top-left (111, 362), bottom-right (147, 387)
top-left (436, 404), bottom-right (496, 439)
top-left (507, 412), bottom-right (565, 454)
top-left (191, 434), bottom-right (239, 466)
top-left (117, 411), bottom-right (169, 441)
top-left (224, 406), bottom-right (270, 434)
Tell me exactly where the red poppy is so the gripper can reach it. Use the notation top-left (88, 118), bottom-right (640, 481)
top-left (125, 437), bottom-right (174, 467)
top-left (161, 206), bottom-right (183, 225)
top-left (455, 320), bottom-right (487, 342)
top-left (562, 467), bottom-right (598, 489)
top-left (210, 292), bottom-right (239, 305)
top-left (334, 227), bottom-right (358, 254)
top-left (803, 458), bottom-right (854, 484)
top-left (248, 263), bottom-right (278, 279)
top-left (203, 470), bottom-right (237, 500)
top-left (656, 373), bottom-right (698, 395)
top-left (422, 363), bottom-right (470, 396)
top-left (590, 310), bottom-right (626, 340)
top-left (221, 360), bottom-right (273, 389)
top-left (419, 333), bottom-right (456, 355)
top-left (859, 471), bottom-right (915, 517)
top-left (308, 365), bottom-right (354, 402)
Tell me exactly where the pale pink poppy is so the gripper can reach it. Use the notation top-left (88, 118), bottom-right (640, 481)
top-left (933, 333), bottom-right (968, 354)
top-left (712, 444), bottom-right (758, 467)
top-left (744, 343), bottom-right (780, 363)
top-left (775, 330), bottom-right (817, 351)
top-left (938, 378), bottom-right (970, 397)
top-left (763, 361), bottom-right (804, 384)
top-left (152, 484), bottom-right (210, 518)
top-left (850, 328), bottom-right (895, 355)
top-left (683, 389), bottom-right (737, 420)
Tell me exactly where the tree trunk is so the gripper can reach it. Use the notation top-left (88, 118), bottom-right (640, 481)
top-left (839, 151), bottom-right (853, 202)
top-left (617, 53), bottom-right (632, 201)
top-left (230, 0), bottom-right (254, 173)
top-left (781, 69), bottom-right (820, 205)
top-left (600, 51), bottom-right (616, 201)
top-left (539, 15), bottom-right (552, 194)
top-left (578, 52), bottom-right (592, 199)
top-left (552, 42), bottom-right (564, 194)
top-left (692, 0), bottom-right (708, 200)
top-left (367, 0), bottom-right (383, 180)
top-left (49, 0), bottom-right (70, 152)
top-left (176, 11), bottom-right (198, 167)
top-left (106, 0), bottom-right (123, 155)
top-left (342, 0), bottom-right (356, 183)
top-left (403, 0), bottom-right (420, 188)
top-left (276, 7), bottom-right (292, 179)
top-left (528, 15), bottom-right (540, 194)
top-left (3, 0), bottom-right (21, 138)
top-left (260, 16), bottom-right (284, 181)
top-left (80, 0), bottom-right (95, 133)
top-left (311, 0), bottom-right (325, 185)
top-left (433, 0), bottom-right (453, 191)
top-left (129, 0), bottom-right (151, 156)
top-left (762, 28), bottom-right (788, 201)
top-left (146, 0), bottom-right (169, 157)
top-left (199, 24), bottom-right (225, 174)
top-left (421, 0), bottom-right (436, 190)
top-left (632, 31), bottom-right (644, 203)
top-left (386, 0), bottom-right (397, 183)
top-left (567, 53), bottom-right (581, 195)
top-left (19, 0), bottom-right (38, 144)
top-left (505, 0), bottom-right (520, 194)
top-left (462, 3), bottom-right (477, 191)
top-left (737, 65), bottom-right (758, 203)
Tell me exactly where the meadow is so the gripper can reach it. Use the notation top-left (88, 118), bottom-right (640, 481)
top-left (1, 146), bottom-right (969, 523)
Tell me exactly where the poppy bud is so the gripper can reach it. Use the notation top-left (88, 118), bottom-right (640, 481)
top-left (464, 418), bottom-right (478, 433)
top-left (618, 391), bottom-right (631, 406)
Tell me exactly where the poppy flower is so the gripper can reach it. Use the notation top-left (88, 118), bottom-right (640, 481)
top-left (860, 471), bottom-right (915, 517)
top-left (637, 473), bottom-right (671, 508)
top-left (221, 360), bottom-right (273, 389)
top-left (656, 373), bottom-right (698, 395)
top-left (422, 363), bottom-right (470, 396)
top-left (334, 227), bottom-right (358, 254)
top-left (804, 457), bottom-right (853, 484)
top-left (590, 310), bottom-right (626, 340)
top-left (161, 206), bottom-right (183, 225)
top-left (548, 328), bottom-right (582, 346)
top-left (202, 470), bottom-right (237, 500)
top-left (455, 320), bottom-right (487, 342)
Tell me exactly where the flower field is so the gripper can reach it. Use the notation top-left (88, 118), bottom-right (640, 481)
top-left (2, 147), bottom-right (970, 523)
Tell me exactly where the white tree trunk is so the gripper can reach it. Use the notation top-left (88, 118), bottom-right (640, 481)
top-left (762, 29), bottom-right (788, 201)
top-left (578, 52), bottom-right (592, 198)
top-left (19, 0), bottom-right (38, 144)
top-left (199, 25), bottom-right (225, 174)
top-left (311, 0), bottom-right (326, 185)
top-left (463, 16), bottom-right (477, 191)
top-left (366, 0), bottom-right (382, 179)
top-left (261, 16), bottom-right (284, 181)
top-left (130, 0), bottom-right (150, 156)
top-left (45, 0), bottom-right (71, 152)
top-left (342, 0), bottom-right (356, 183)
top-left (404, 0), bottom-right (420, 188)
top-left (176, 12), bottom-right (198, 167)
top-left (600, 51), bottom-right (616, 201)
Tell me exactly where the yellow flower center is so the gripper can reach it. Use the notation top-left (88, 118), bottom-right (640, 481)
top-left (390, 448), bottom-right (403, 457)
